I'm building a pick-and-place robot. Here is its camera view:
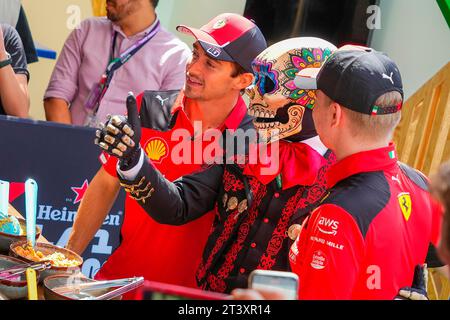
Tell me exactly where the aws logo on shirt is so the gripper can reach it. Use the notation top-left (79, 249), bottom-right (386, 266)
top-left (144, 138), bottom-right (169, 163)
top-left (317, 217), bottom-right (339, 236)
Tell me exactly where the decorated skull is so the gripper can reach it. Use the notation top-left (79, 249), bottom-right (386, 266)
top-left (247, 37), bottom-right (337, 143)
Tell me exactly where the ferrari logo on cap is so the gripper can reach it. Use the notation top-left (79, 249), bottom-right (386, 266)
top-left (398, 192), bottom-right (412, 221)
top-left (213, 19), bottom-right (227, 29)
top-left (144, 138), bottom-right (169, 163)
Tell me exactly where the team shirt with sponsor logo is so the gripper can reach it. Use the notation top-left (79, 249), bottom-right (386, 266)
top-left (289, 144), bottom-right (442, 300)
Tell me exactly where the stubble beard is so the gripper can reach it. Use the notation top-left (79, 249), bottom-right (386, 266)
top-left (107, 0), bottom-right (138, 23)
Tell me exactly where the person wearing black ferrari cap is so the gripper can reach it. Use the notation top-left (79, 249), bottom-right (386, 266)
top-left (232, 46), bottom-right (444, 300)
top-left (287, 47), bottom-right (443, 299)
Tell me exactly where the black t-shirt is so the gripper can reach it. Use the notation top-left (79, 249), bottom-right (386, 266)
top-left (15, 6), bottom-right (38, 64)
top-left (0, 23), bottom-right (29, 115)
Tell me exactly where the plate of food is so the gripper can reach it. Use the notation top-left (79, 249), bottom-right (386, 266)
top-left (0, 218), bottom-right (41, 254)
top-left (9, 240), bottom-right (83, 280)
top-left (0, 254), bottom-right (43, 299)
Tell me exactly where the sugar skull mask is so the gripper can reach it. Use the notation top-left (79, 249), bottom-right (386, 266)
top-left (247, 37), bottom-right (337, 143)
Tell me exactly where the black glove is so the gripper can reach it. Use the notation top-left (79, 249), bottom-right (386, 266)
top-left (95, 92), bottom-right (142, 170)
top-left (395, 264), bottom-right (429, 300)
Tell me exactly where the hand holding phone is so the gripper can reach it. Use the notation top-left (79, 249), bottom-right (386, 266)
top-left (248, 270), bottom-right (299, 300)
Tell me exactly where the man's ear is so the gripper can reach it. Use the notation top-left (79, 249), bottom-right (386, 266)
top-left (234, 72), bottom-right (254, 91)
top-left (330, 102), bottom-right (343, 128)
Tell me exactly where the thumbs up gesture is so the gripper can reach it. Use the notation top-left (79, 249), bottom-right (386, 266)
top-left (95, 92), bottom-right (142, 170)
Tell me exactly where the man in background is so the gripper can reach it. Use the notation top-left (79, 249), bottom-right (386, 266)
top-left (44, 0), bottom-right (189, 126)
top-left (0, 23), bottom-right (29, 117)
top-left (0, 0), bottom-right (38, 64)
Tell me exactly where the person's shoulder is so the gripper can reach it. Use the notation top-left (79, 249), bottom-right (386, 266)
top-left (77, 17), bottom-right (111, 32)
top-left (1, 23), bottom-right (19, 40)
top-left (1, 23), bottom-right (24, 52)
top-left (1, 23), bottom-right (14, 33)
top-left (155, 26), bottom-right (190, 52)
top-left (322, 171), bottom-right (391, 237)
top-left (397, 162), bottom-right (429, 192)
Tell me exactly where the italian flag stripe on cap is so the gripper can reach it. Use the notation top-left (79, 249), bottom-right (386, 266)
top-left (371, 106), bottom-right (379, 115)
top-left (389, 150), bottom-right (395, 159)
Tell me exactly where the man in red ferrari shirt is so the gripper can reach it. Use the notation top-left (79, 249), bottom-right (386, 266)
top-left (66, 13), bottom-right (266, 296)
top-left (233, 47), bottom-right (444, 300)
top-left (288, 47), bottom-right (443, 299)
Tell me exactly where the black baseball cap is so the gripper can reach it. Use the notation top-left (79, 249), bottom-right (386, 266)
top-left (295, 46), bottom-right (404, 115)
top-left (177, 13), bottom-right (267, 73)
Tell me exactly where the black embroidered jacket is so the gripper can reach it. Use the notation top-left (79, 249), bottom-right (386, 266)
top-left (119, 120), bottom-right (335, 293)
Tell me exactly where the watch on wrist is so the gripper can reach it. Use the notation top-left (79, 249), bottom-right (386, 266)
top-left (0, 52), bottom-right (12, 69)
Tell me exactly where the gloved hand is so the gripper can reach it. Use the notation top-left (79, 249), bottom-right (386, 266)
top-left (95, 92), bottom-right (142, 170)
top-left (395, 264), bottom-right (429, 300)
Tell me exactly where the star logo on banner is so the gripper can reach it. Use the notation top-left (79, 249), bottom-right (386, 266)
top-left (8, 182), bottom-right (25, 202)
top-left (71, 180), bottom-right (89, 204)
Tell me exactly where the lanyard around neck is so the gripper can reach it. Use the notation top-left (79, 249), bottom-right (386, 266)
top-left (105, 19), bottom-right (161, 81)
top-left (85, 20), bottom-right (161, 117)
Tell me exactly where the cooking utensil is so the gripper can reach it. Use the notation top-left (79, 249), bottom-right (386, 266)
top-left (43, 274), bottom-right (119, 300)
top-left (25, 179), bottom-right (38, 247)
top-left (53, 277), bottom-right (143, 295)
top-left (0, 181), bottom-right (9, 219)
top-left (82, 276), bottom-right (144, 300)
top-left (0, 181), bottom-right (20, 235)
top-left (26, 267), bottom-right (38, 300)
top-left (0, 261), bottom-right (51, 280)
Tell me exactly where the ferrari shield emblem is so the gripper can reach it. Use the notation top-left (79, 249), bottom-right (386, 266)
top-left (398, 192), bottom-right (412, 221)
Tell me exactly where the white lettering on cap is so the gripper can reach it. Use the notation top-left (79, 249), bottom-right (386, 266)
top-left (206, 47), bottom-right (221, 58)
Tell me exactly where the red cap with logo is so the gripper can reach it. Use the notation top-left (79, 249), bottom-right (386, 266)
top-left (177, 13), bottom-right (267, 73)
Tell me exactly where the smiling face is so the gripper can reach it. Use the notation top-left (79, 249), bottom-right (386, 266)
top-left (248, 38), bottom-right (335, 143)
top-left (184, 42), bottom-right (248, 102)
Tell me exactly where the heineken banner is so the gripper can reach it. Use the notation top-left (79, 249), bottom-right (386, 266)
top-left (0, 116), bottom-right (124, 278)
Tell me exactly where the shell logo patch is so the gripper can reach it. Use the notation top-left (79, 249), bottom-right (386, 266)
top-left (144, 138), bottom-right (169, 163)
top-left (398, 192), bottom-right (412, 221)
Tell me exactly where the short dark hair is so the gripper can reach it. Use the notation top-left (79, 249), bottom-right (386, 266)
top-left (151, 0), bottom-right (159, 8)
top-left (230, 62), bottom-right (247, 78)
top-left (230, 62), bottom-right (253, 95)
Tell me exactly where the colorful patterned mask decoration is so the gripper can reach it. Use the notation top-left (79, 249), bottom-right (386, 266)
top-left (247, 37), bottom-right (336, 143)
